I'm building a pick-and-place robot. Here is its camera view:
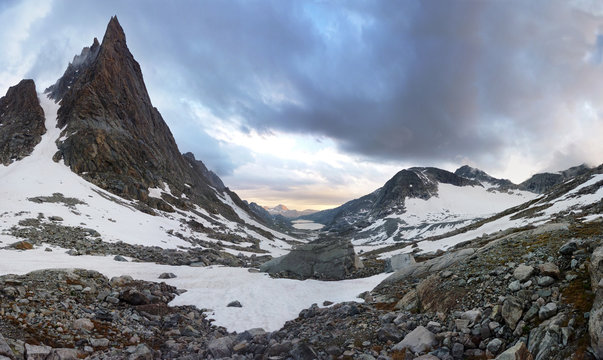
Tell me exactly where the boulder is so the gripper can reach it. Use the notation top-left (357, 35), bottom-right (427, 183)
top-left (589, 245), bottom-right (603, 359)
top-left (538, 303), bottom-right (557, 320)
top-left (382, 248), bottom-right (475, 284)
top-left (72, 318), bottom-right (94, 331)
top-left (24, 344), bottom-right (51, 360)
top-left (227, 300), bottom-right (242, 308)
top-left (158, 272), bottom-right (176, 279)
top-left (513, 264), bottom-right (534, 281)
top-left (46, 348), bottom-right (80, 360)
top-left (208, 336), bottom-right (234, 358)
top-left (559, 240), bottom-right (577, 255)
top-left (538, 263), bottom-right (560, 279)
top-left (502, 296), bottom-right (523, 330)
top-left (260, 237), bottom-right (358, 280)
top-left (494, 342), bottom-right (533, 360)
top-left (0, 334), bottom-right (14, 360)
top-left (385, 253), bottom-right (416, 272)
top-left (392, 326), bottom-right (437, 354)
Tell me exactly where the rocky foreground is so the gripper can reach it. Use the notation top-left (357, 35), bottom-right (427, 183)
top-left (0, 219), bottom-right (601, 360)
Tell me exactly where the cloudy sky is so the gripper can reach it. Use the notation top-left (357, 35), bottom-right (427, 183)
top-left (2, 0), bottom-right (603, 210)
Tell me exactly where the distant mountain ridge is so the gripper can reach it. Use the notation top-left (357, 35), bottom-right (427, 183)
top-left (302, 166), bottom-right (537, 247)
top-left (454, 165), bottom-right (518, 190)
top-left (263, 204), bottom-right (317, 218)
top-left (519, 164), bottom-right (591, 193)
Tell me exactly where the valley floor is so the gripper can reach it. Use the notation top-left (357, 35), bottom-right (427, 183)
top-left (0, 218), bottom-right (601, 359)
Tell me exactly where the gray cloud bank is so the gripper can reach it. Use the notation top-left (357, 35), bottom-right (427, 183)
top-left (3, 0), bottom-right (603, 183)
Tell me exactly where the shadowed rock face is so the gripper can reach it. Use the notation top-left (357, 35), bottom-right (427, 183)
top-left (44, 16), bottom-right (252, 222)
top-left (260, 238), bottom-right (358, 280)
top-left (0, 79), bottom-right (46, 165)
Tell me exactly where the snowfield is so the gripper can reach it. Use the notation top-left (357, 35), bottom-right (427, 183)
top-left (0, 246), bottom-right (388, 332)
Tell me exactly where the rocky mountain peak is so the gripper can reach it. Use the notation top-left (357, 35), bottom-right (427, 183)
top-left (44, 17), bottom-right (257, 223)
top-left (455, 165), bottom-right (486, 178)
top-left (455, 165), bottom-right (518, 191)
top-left (0, 79), bottom-right (45, 165)
top-left (102, 16), bottom-right (126, 45)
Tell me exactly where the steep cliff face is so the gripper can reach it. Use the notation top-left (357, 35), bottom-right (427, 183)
top-left (44, 16), bottom-right (254, 222)
top-left (0, 80), bottom-right (46, 165)
top-left (454, 165), bottom-right (518, 190)
top-left (519, 164), bottom-right (591, 194)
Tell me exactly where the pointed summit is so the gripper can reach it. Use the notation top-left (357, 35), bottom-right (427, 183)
top-left (45, 17), bottom-right (249, 222)
top-left (102, 16), bottom-right (126, 44)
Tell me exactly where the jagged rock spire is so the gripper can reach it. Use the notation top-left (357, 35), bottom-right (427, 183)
top-left (0, 79), bottom-right (45, 165)
top-left (45, 17), bottom-right (255, 224)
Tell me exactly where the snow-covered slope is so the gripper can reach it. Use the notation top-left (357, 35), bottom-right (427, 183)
top-left (0, 95), bottom-right (296, 257)
top-left (378, 165), bottom-right (603, 257)
top-left (306, 167), bottom-right (536, 253)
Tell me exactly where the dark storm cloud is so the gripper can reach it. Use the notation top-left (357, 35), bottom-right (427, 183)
top-left (6, 0), bottom-right (603, 178)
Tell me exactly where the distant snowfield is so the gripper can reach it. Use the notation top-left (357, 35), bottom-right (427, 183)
top-left (0, 246), bottom-right (388, 332)
top-left (0, 94), bottom-right (293, 256)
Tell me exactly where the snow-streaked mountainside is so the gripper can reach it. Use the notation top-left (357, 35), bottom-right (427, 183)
top-left (368, 164), bottom-right (603, 258)
top-left (263, 204), bottom-right (318, 218)
top-left (0, 95), bottom-right (296, 256)
top-left (302, 167), bottom-right (538, 252)
top-left (0, 17), bottom-right (300, 262)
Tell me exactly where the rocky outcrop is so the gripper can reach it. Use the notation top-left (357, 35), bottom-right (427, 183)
top-left (0, 79), bottom-right (45, 165)
top-left (385, 253), bottom-right (416, 273)
top-left (519, 164), bottom-right (590, 194)
top-left (455, 165), bottom-right (519, 190)
top-left (589, 245), bottom-right (603, 359)
top-left (259, 238), bottom-right (359, 280)
top-left (381, 248), bottom-right (475, 284)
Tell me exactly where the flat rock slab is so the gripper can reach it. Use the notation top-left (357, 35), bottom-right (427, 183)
top-left (382, 248), bottom-right (475, 284)
top-left (392, 326), bottom-right (437, 354)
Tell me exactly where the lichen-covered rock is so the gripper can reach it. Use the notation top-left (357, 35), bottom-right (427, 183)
top-left (502, 296), bottom-right (523, 330)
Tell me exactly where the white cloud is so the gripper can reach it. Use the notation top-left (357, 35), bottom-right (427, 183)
top-left (0, 0), bottom-right (52, 92)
